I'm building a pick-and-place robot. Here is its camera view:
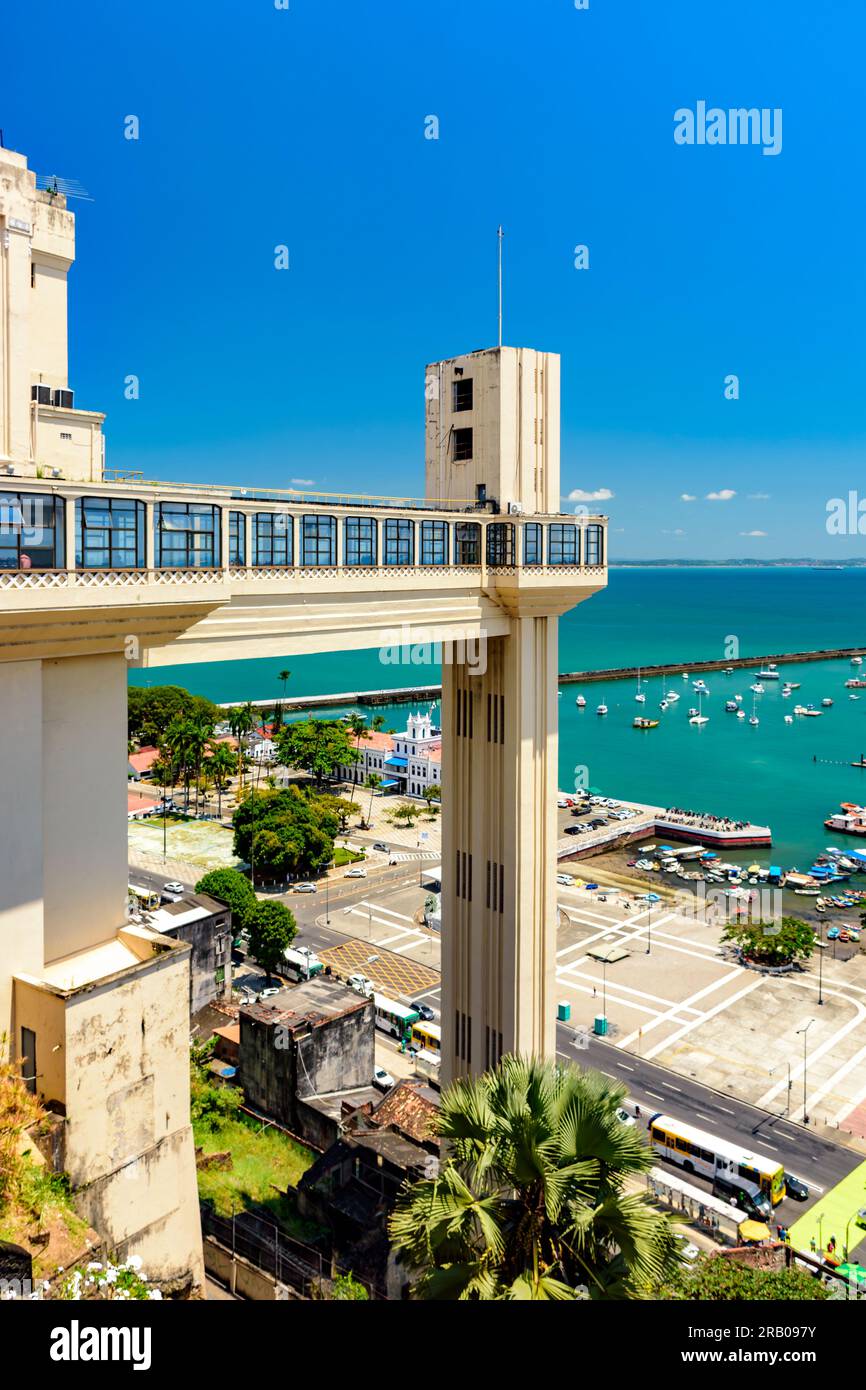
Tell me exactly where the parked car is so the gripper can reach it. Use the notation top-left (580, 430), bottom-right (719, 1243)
top-left (162, 881), bottom-right (184, 897)
top-left (292, 882), bottom-right (317, 893)
top-left (373, 1065), bottom-right (395, 1093)
top-left (347, 974), bottom-right (374, 997)
top-left (343, 867), bottom-right (367, 878)
top-left (411, 1000), bottom-right (436, 1021)
top-left (675, 1235), bottom-right (702, 1265)
top-left (564, 825), bottom-right (583, 836)
top-left (784, 1173), bottom-right (809, 1202)
top-left (556, 873), bottom-right (575, 886)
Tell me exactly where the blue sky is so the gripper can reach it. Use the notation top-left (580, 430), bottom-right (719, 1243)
top-left (6, 0), bottom-right (866, 558)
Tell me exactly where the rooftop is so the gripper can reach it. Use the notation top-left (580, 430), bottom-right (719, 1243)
top-left (241, 976), bottom-right (368, 1029)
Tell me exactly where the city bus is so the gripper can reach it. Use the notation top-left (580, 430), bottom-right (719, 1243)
top-left (373, 994), bottom-right (419, 1042)
top-left (648, 1113), bottom-right (786, 1206)
top-left (413, 1047), bottom-right (441, 1088)
top-left (282, 946), bottom-right (323, 982)
top-left (127, 883), bottom-right (160, 913)
top-left (411, 1020), bottom-right (441, 1054)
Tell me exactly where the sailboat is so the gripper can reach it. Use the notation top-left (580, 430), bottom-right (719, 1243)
top-left (659, 675), bottom-right (669, 711)
top-left (749, 692), bottom-right (759, 727)
top-left (635, 667), bottom-right (646, 703)
top-left (689, 690), bottom-right (709, 725)
top-left (576, 694), bottom-right (586, 707)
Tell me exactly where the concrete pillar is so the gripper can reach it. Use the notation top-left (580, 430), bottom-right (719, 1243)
top-left (220, 505), bottom-right (230, 575)
top-left (441, 615), bottom-right (558, 1083)
top-left (0, 661), bottom-right (45, 1052)
top-left (41, 652), bottom-right (129, 962)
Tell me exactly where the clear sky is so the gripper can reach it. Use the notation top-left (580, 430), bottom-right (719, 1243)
top-left (5, 0), bottom-right (865, 558)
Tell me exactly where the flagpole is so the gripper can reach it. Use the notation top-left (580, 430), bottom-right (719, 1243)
top-left (497, 225), bottom-right (503, 347)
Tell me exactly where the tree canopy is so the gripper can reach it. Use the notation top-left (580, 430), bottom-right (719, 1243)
top-left (276, 719), bottom-right (355, 785)
top-left (232, 785), bottom-right (341, 881)
top-left (389, 1055), bottom-right (681, 1300)
top-left (660, 1255), bottom-right (828, 1301)
top-left (245, 900), bottom-right (297, 982)
top-left (195, 868), bottom-right (257, 930)
top-left (128, 684), bottom-right (219, 746)
top-left (721, 915), bottom-right (814, 966)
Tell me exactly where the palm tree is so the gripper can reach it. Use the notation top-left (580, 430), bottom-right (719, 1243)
top-left (389, 1056), bottom-right (681, 1301)
top-left (185, 715), bottom-right (212, 817)
top-left (364, 773), bottom-right (382, 827)
top-left (346, 713), bottom-right (367, 808)
top-left (207, 741), bottom-right (236, 819)
top-left (278, 668), bottom-right (292, 698)
top-left (162, 715), bottom-right (192, 812)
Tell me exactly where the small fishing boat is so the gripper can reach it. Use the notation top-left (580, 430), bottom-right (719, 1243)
top-left (736, 709), bottom-right (746, 720)
top-left (852, 656), bottom-right (863, 665)
top-left (845, 679), bottom-right (866, 689)
top-left (785, 681), bottom-right (801, 690)
top-left (725, 700), bottom-right (738, 712)
top-left (822, 698), bottom-right (833, 707)
top-left (724, 667), bottom-right (734, 674)
top-left (633, 717), bottom-right (659, 729)
top-left (782, 687), bottom-right (791, 698)
top-left (659, 700), bottom-right (668, 711)
top-left (734, 693), bottom-right (743, 703)
top-left (596, 704), bottom-right (608, 716)
top-left (666, 690), bottom-right (680, 703)
top-left (689, 691), bottom-right (709, 726)
top-left (635, 667), bottom-right (646, 703)
top-left (749, 692), bottom-right (759, 727)
top-left (693, 679), bottom-right (709, 694)
top-left (850, 695), bottom-right (860, 701)
top-left (750, 682), bottom-right (764, 694)
top-left (688, 707), bottom-right (699, 717)
top-left (681, 671), bottom-right (689, 680)
top-left (784, 715), bottom-right (793, 724)
top-left (576, 695), bottom-right (586, 707)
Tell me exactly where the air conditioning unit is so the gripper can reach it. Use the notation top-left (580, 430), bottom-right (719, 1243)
top-left (507, 502), bottom-right (524, 516)
top-left (2, 463), bottom-right (16, 476)
top-left (31, 383), bottom-right (52, 405)
top-left (52, 388), bottom-right (74, 409)
top-left (48, 467), bottom-right (63, 479)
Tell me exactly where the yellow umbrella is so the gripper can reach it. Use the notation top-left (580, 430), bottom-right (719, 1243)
top-left (738, 1219), bottom-right (771, 1243)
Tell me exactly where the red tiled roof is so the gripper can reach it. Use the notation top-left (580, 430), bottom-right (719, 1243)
top-left (129, 746), bottom-right (160, 774)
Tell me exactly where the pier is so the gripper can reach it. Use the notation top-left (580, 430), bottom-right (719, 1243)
top-left (227, 646), bottom-right (866, 714)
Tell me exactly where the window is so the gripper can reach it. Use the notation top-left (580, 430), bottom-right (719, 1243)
top-left (0, 493), bottom-right (65, 570)
top-left (300, 514), bottom-right (336, 566)
top-left (384, 518), bottom-right (414, 565)
top-left (452, 378), bottom-right (473, 412)
top-left (344, 516), bottom-right (377, 566)
top-left (454, 522), bottom-right (481, 565)
top-left (76, 497), bottom-right (144, 569)
top-left (254, 512), bottom-right (292, 566)
top-left (523, 523), bottom-right (543, 565)
top-left (156, 503), bottom-right (219, 568)
top-left (486, 522), bottom-right (514, 566)
top-left (420, 520), bottom-right (449, 565)
top-left (585, 523), bottom-right (604, 566)
top-left (453, 427), bottom-right (473, 461)
top-left (60, 431), bottom-right (72, 441)
top-left (21, 1027), bottom-right (36, 1095)
top-left (548, 523), bottom-right (578, 566)
top-left (228, 511), bottom-right (246, 566)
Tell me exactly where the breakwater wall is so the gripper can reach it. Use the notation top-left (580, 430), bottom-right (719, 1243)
top-left (221, 647), bottom-right (866, 713)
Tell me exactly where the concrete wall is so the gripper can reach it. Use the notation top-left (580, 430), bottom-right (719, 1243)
top-left (166, 905), bottom-right (232, 1016)
top-left (42, 652), bottom-right (129, 963)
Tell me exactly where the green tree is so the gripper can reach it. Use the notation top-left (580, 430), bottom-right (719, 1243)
top-left (128, 684), bottom-right (219, 746)
top-left (660, 1256), bottom-right (828, 1301)
top-left (422, 783), bottom-right (441, 805)
top-left (389, 801), bottom-right (418, 826)
top-left (195, 868), bottom-right (257, 932)
top-left (721, 916), bottom-right (814, 967)
top-left (389, 1056), bottom-right (680, 1300)
top-left (277, 718), bottom-right (355, 787)
top-left (232, 786), bottom-right (339, 882)
top-left (278, 668), bottom-right (292, 698)
top-left (330, 1272), bottom-right (370, 1301)
top-left (246, 900), bottom-right (297, 983)
top-left (207, 741), bottom-right (237, 818)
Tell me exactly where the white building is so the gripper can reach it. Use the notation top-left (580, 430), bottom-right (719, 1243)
top-left (338, 710), bottom-right (442, 799)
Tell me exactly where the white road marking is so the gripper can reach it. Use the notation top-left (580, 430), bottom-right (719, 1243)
top-left (643, 975), bottom-right (766, 1061)
top-left (617, 967), bottom-right (747, 1051)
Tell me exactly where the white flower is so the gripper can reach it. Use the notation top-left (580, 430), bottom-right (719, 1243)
top-left (125, 1255), bottom-right (143, 1271)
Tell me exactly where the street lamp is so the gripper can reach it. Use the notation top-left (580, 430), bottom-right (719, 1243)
top-left (325, 874), bottom-right (330, 925)
top-left (817, 919), bottom-right (824, 1006)
top-left (796, 1018), bottom-right (815, 1124)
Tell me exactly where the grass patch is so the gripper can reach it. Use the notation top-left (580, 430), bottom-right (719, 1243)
top-left (194, 1111), bottom-right (320, 1241)
top-left (333, 846), bottom-right (365, 867)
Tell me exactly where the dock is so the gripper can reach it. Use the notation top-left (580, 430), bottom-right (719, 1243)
top-left (217, 685), bottom-right (442, 713)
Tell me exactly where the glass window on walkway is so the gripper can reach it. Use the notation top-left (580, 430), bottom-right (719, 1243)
top-left (300, 514), bottom-right (337, 566)
top-left (76, 496), bottom-right (144, 568)
top-left (585, 524), bottom-right (604, 566)
top-left (523, 522), bottom-right (543, 565)
top-left (420, 520), bottom-right (449, 565)
top-left (229, 511), bottom-right (246, 566)
top-left (344, 516), bottom-right (377, 566)
top-left (0, 493), bottom-right (65, 569)
top-left (156, 503), bottom-right (220, 568)
top-left (486, 522), bottom-right (514, 566)
top-left (254, 511), bottom-right (292, 566)
top-left (454, 521), bottom-right (481, 565)
top-left (548, 523), bottom-right (578, 565)
top-left (384, 518), bottom-right (414, 565)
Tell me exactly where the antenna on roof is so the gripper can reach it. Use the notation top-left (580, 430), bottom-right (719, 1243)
top-left (497, 225), bottom-right (504, 347)
top-left (35, 173), bottom-right (94, 202)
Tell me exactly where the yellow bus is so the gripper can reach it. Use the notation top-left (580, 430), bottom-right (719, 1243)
top-left (411, 1021), bottom-right (441, 1054)
top-left (127, 883), bottom-right (160, 912)
top-left (648, 1112), bottom-right (786, 1207)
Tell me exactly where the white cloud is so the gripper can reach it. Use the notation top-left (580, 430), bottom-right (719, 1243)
top-left (680, 493), bottom-right (697, 502)
top-left (291, 477), bottom-right (316, 487)
top-left (739, 530), bottom-right (767, 537)
top-left (567, 487), bottom-right (614, 502)
top-left (748, 492), bottom-right (770, 500)
top-left (706, 489), bottom-right (736, 501)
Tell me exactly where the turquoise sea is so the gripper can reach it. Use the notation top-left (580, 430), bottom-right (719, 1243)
top-left (130, 568), bottom-right (866, 869)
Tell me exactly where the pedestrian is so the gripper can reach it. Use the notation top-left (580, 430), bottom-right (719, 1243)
top-left (19, 552), bottom-right (31, 570)
top-left (810, 1236), bottom-right (817, 1253)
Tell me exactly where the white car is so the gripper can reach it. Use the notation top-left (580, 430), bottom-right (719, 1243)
top-left (347, 974), bottom-right (374, 997)
top-left (343, 867), bottom-right (367, 879)
top-left (292, 882), bottom-right (317, 893)
top-left (615, 1107), bottom-right (636, 1127)
top-left (373, 1065), bottom-right (395, 1092)
top-left (675, 1235), bottom-right (701, 1265)
top-left (162, 881), bottom-right (184, 896)
top-left (556, 873), bottom-right (575, 886)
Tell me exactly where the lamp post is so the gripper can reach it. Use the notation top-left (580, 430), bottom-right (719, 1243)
top-left (817, 919), bottom-right (824, 1005)
top-left (796, 1018), bottom-right (815, 1124)
top-left (325, 873), bottom-right (330, 926)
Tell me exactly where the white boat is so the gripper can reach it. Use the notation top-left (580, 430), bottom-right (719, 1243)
top-left (851, 695), bottom-right (860, 701)
top-left (682, 671), bottom-right (689, 680)
top-left (852, 656), bottom-right (863, 665)
top-left (750, 682), bottom-right (764, 694)
top-left (659, 700), bottom-right (668, 711)
top-left (576, 695), bottom-right (586, 707)
top-left (734, 694), bottom-right (743, 703)
top-left (689, 691), bottom-right (709, 725)
top-left (822, 698), bottom-right (833, 707)
top-left (736, 709), bottom-right (746, 720)
top-left (784, 715), bottom-right (794, 724)
top-left (635, 667), bottom-right (646, 703)
top-left (666, 690), bottom-right (680, 703)
top-left (757, 665), bottom-right (780, 680)
top-left (693, 679), bottom-right (709, 693)
top-left (596, 704), bottom-right (608, 716)
top-left (749, 693), bottom-right (759, 727)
